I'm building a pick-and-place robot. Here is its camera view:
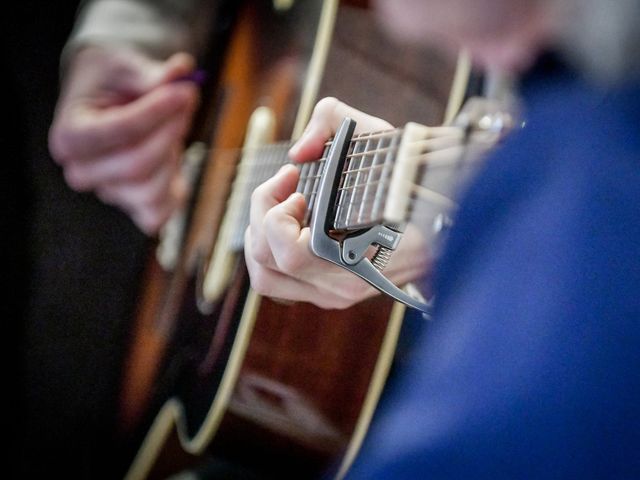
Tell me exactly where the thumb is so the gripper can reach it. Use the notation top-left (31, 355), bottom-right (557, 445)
top-left (123, 52), bottom-right (196, 95)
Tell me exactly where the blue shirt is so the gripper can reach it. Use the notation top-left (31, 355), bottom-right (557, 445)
top-left (347, 60), bottom-right (640, 479)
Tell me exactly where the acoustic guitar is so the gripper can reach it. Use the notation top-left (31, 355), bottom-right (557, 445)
top-left (118, 1), bottom-right (510, 478)
top-left (122, 2), bottom-right (381, 478)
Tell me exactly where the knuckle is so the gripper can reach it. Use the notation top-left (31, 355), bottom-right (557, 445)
top-left (276, 252), bottom-right (304, 276)
top-left (122, 155), bottom-right (158, 182)
top-left (252, 244), bottom-right (271, 266)
top-left (95, 187), bottom-right (117, 207)
top-left (251, 183), bottom-right (268, 204)
top-left (247, 227), bottom-right (273, 267)
top-left (63, 167), bottom-right (90, 192)
top-left (135, 208), bottom-right (162, 235)
top-left (262, 207), bottom-right (280, 229)
top-left (49, 127), bottom-right (77, 164)
top-left (314, 96), bottom-right (340, 117)
top-left (248, 232), bottom-right (270, 265)
top-left (248, 267), bottom-right (273, 296)
top-left (139, 182), bottom-right (168, 209)
top-left (245, 228), bottom-right (271, 266)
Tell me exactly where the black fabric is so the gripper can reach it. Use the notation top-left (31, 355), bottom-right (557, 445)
top-left (2, 2), bottom-right (150, 477)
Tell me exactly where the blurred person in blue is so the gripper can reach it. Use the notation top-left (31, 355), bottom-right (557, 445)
top-left (244, 0), bottom-right (640, 478)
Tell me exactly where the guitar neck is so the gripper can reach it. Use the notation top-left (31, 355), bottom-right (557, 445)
top-left (297, 129), bottom-right (405, 229)
top-left (228, 128), bottom-right (406, 250)
top-left (227, 97), bottom-right (510, 253)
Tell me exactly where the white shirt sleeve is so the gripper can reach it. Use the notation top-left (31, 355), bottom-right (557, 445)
top-left (62, 0), bottom-right (214, 64)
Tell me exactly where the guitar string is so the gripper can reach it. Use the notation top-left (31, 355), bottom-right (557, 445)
top-left (218, 129), bottom-right (490, 234)
top-left (235, 131), bottom-right (463, 169)
top-left (194, 124), bottom-right (466, 171)
top-left (233, 150), bottom-right (477, 194)
top-left (231, 139), bottom-right (470, 194)
top-left (224, 150), bottom-right (474, 235)
top-left (228, 142), bottom-right (473, 202)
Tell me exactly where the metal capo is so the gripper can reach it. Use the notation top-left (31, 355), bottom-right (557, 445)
top-left (309, 118), bottom-right (431, 314)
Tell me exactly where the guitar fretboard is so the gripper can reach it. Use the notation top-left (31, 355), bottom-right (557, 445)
top-left (228, 129), bottom-right (405, 250)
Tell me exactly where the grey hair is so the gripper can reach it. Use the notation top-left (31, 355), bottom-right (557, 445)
top-left (556, 0), bottom-right (640, 84)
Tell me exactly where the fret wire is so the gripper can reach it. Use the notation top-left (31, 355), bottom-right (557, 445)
top-left (296, 163), bottom-right (311, 203)
top-left (183, 126), bottom-right (470, 170)
top-left (218, 129), bottom-right (488, 240)
top-left (335, 196), bottom-right (384, 216)
top-left (204, 129), bottom-right (404, 250)
top-left (232, 155), bottom-right (475, 189)
top-left (332, 184), bottom-right (459, 230)
top-left (231, 145), bottom-right (483, 200)
top-left (346, 137), bottom-right (367, 225)
top-left (239, 144), bottom-right (401, 170)
top-left (333, 139), bottom-right (357, 228)
top-left (333, 134), bottom-right (362, 228)
top-left (196, 130), bottom-right (403, 165)
top-left (304, 144), bottom-right (330, 226)
top-left (353, 136), bottom-right (374, 226)
top-left (320, 128), bottom-right (403, 147)
top-left (357, 134), bottom-right (385, 226)
top-left (220, 125), bottom-right (501, 237)
top-left (233, 161), bottom-right (385, 188)
top-left (297, 164), bottom-right (382, 183)
top-left (335, 178), bottom-right (387, 194)
top-left (218, 127), bottom-right (463, 169)
top-left (305, 158), bottom-right (320, 202)
top-left (372, 129), bottom-right (400, 222)
top-left (372, 136), bottom-right (390, 222)
top-left (341, 138), bottom-right (361, 227)
top-left (221, 129), bottom-right (413, 240)
top-left (296, 161), bottom-right (311, 196)
top-left (239, 131), bottom-right (403, 169)
top-left (340, 145), bottom-right (400, 160)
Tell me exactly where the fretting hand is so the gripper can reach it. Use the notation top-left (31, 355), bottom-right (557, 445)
top-left (244, 97), bottom-right (431, 309)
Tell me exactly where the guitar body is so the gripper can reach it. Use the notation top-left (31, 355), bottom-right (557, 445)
top-left (121, 1), bottom-right (457, 478)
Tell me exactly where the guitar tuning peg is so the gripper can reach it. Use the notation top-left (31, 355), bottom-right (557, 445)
top-left (433, 213), bottom-right (454, 235)
top-left (454, 96), bottom-right (519, 144)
